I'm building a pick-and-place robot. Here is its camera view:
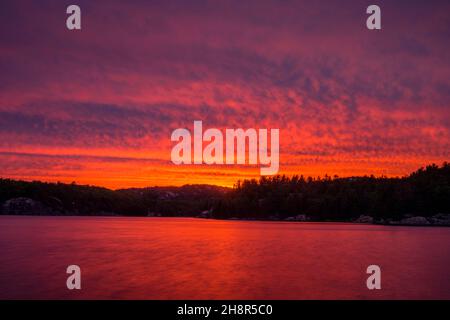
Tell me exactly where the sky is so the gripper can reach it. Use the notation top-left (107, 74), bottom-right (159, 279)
top-left (0, 0), bottom-right (449, 188)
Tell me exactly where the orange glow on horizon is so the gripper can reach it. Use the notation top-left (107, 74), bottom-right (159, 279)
top-left (0, 148), bottom-right (447, 189)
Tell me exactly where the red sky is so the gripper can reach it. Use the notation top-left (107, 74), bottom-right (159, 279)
top-left (0, 0), bottom-right (449, 188)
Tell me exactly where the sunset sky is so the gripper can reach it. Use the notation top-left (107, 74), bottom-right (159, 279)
top-left (0, 0), bottom-right (449, 188)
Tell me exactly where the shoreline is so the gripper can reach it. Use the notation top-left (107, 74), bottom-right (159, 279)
top-left (1, 214), bottom-right (449, 227)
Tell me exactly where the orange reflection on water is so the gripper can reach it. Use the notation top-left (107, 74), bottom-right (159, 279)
top-left (1, 216), bottom-right (449, 299)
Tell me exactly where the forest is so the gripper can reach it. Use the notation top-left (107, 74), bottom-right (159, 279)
top-left (1, 163), bottom-right (449, 222)
top-left (213, 163), bottom-right (450, 221)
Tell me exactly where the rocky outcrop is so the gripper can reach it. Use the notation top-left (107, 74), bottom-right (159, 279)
top-left (1, 197), bottom-right (53, 215)
top-left (285, 214), bottom-right (309, 221)
top-left (354, 215), bottom-right (374, 223)
top-left (429, 214), bottom-right (450, 226)
top-left (400, 216), bottom-right (430, 225)
top-left (385, 214), bottom-right (450, 226)
top-left (197, 209), bottom-right (213, 218)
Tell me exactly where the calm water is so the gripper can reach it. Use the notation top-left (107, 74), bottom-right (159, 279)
top-left (0, 216), bottom-right (449, 299)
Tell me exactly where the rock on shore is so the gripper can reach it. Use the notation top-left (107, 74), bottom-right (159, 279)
top-left (387, 214), bottom-right (450, 226)
top-left (399, 216), bottom-right (430, 225)
top-left (354, 215), bottom-right (374, 223)
top-left (285, 214), bottom-right (309, 221)
top-left (353, 214), bottom-right (450, 226)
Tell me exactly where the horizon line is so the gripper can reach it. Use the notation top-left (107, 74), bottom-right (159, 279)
top-left (1, 161), bottom-right (448, 191)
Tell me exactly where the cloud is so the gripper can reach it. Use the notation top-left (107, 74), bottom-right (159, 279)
top-left (0, 0), bottom-right (449, 187)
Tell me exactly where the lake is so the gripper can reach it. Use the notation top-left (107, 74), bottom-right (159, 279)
top-left (0, 216), bottom-right (449, 299)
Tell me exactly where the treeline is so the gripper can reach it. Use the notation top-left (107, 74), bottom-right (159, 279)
top-left (0, 163), bottom-right (449, 220)
top-left (212, 163), bottom-right (450, 221)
